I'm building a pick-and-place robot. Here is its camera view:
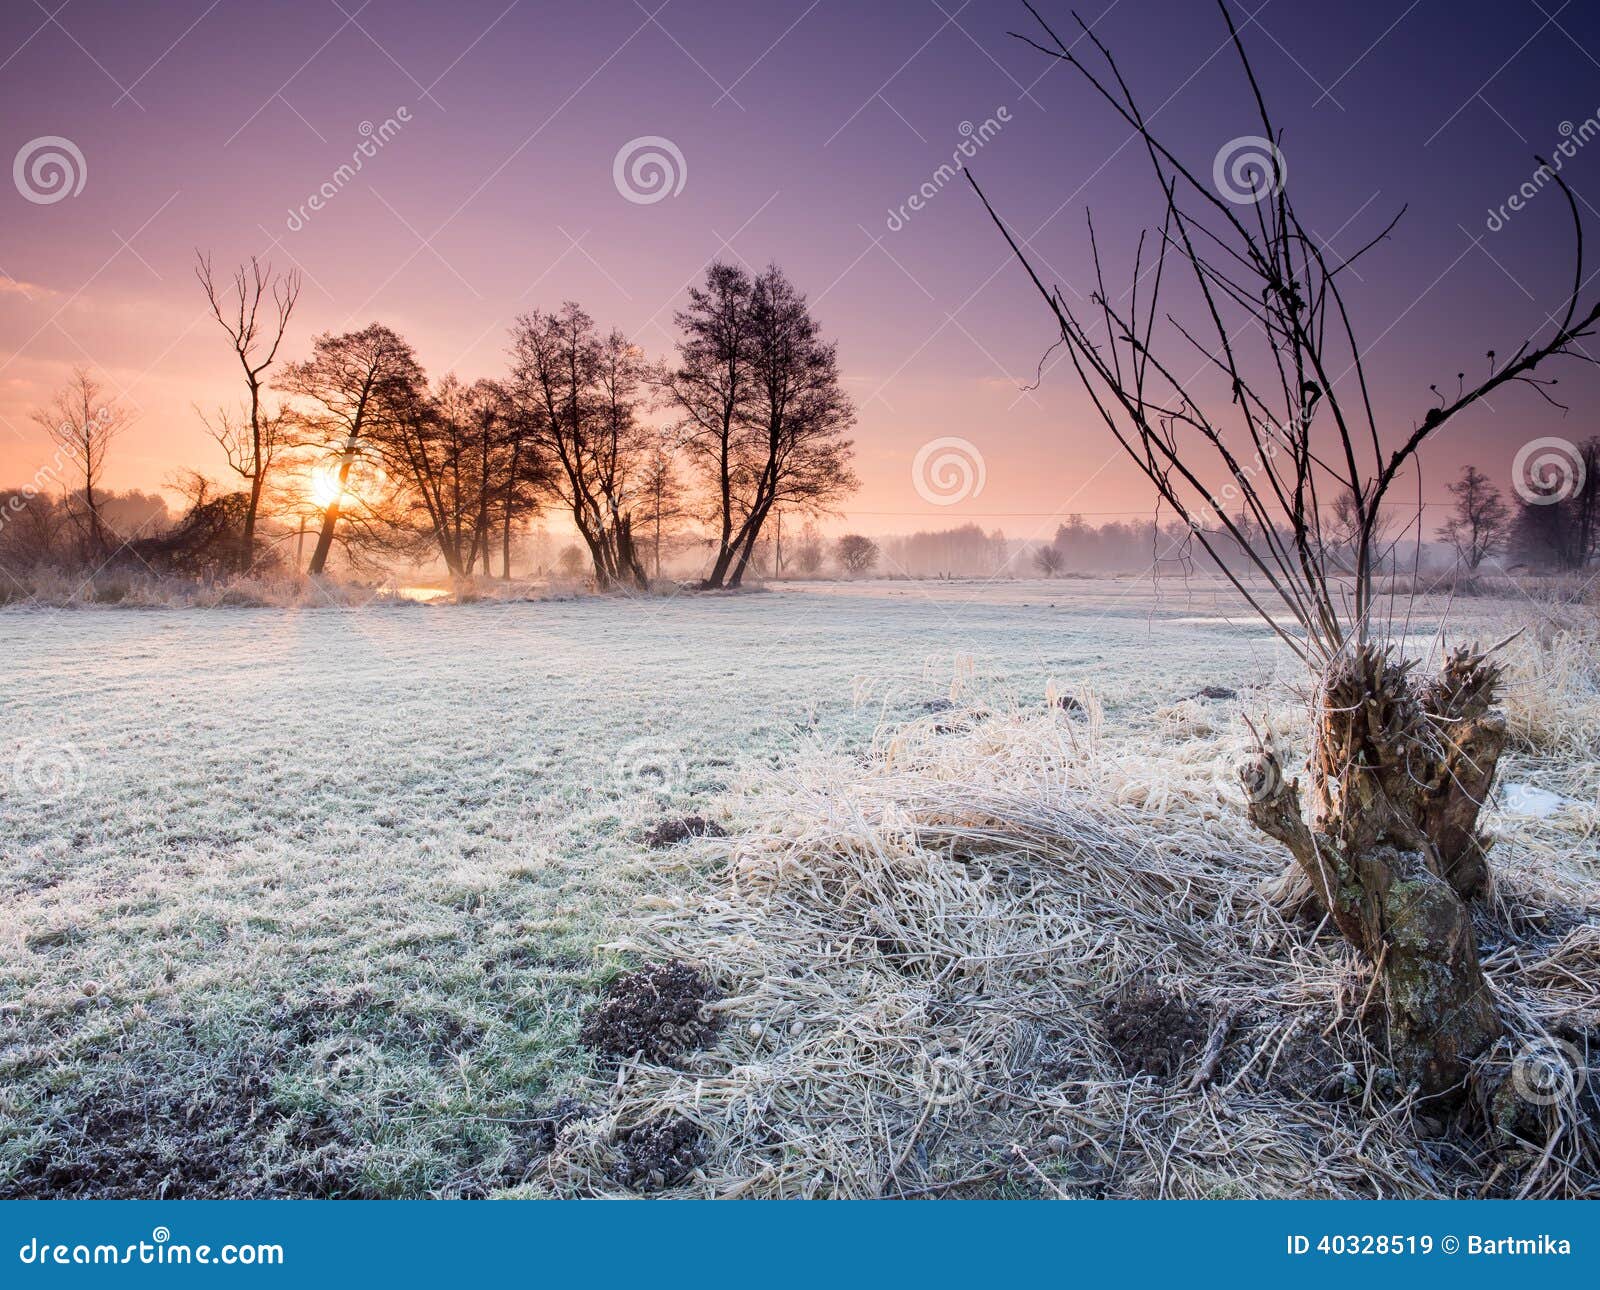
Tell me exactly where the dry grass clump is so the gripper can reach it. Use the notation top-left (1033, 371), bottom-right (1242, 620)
top-left (0, 568), bottom-right (429, 610)
top-left (533, 700), bottom-right (1598, 1199)
top-left (1499, 612), bottom-right (1600, 760)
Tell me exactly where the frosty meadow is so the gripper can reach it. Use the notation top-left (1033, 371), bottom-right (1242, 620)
top-left (1, 578), bottom-right (1596, 1197)
top-left (2, 0), bottom-right (1599, 1212)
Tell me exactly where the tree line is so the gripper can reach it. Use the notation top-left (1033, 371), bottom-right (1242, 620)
top-left (1024, 457), bottom-right (1600, 578)
top-left (1, 259), bottom-right (857, 592)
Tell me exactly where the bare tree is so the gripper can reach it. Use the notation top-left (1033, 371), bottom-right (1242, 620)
top-left (638, 433), bottom-right (688, 581)
top-left (792, 519), bottom-right (825, 575)
top-left (280, 324), bottom-right (427, 575)
top-left (727, 267), bottom-right (858, 587)
top-left (375, 373), bottom-right (501, 577)
top-left (1437, 465), bottom-right (1510, 570)
top-left (836, 533), bottom-right (878, 575)
top-left (1032, 542), bottom-right (1065, 576)
top-left (660, 262), bottom-right (753, 586)
top-left (508, 304), bottom-right (648, 590)
top-left (662, 263), bottom-right (858, 589)
top-left (31, 369), bottom-right (132, 562)
top-left (1325, 488), bottom-right (1401, 576)
top-left (496, 388), bottom-right (549, 579)
top-left (971, 1), bottom-right (1600, 1100)
top-left (195, 254), bottom-right (301, 572)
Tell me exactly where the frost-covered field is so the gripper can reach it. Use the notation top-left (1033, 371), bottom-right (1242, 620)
top-left (0, 578), bottom-right (1592, 1196)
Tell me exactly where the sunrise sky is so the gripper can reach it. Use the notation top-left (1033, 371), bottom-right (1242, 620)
top-left (3, 0), bottom-right (1598, 539)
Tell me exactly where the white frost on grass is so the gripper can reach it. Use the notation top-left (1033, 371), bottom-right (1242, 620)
top-left (1501, 783), bottom-right (1574, 819)
top-left (0, 578), bottom-right (1591, 1195)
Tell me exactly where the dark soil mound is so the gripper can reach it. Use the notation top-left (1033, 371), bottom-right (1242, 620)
top-left (643, 816), bottom-right (728, 849)
top-left (1102, 984), bottom-right (1208, 1080)
top-left (0, 1045), bottom-right (276, 1199)
top-left (1192, 685), bottom-right (1238, 700)
top-left (579, 960), bottom-right (720, 1065)
top-left (613, 1115), bottom-right (702, 1191)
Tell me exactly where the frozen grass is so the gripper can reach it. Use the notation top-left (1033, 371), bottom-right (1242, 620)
top-left (0, 578), bottom-right (1594, 1197)
top-left (535, 620), bottom-right (1599, 1198)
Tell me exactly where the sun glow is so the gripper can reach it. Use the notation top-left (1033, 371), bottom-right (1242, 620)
top-left (308, 466), bottom-right (347, 511)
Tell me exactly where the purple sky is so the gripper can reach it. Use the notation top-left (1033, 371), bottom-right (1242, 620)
top-left (3, 0), bottom-right (1598, 539)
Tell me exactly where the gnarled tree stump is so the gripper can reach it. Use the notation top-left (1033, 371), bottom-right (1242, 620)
top-left (1243, 644), bottom-right (1505, 1102)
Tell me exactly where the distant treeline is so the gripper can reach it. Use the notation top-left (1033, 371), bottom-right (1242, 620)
top-left (2, 258), bottom-right (855, 592)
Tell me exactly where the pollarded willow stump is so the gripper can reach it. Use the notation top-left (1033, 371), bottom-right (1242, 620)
top-left (1242, 644), bottom-right (1506, 1102)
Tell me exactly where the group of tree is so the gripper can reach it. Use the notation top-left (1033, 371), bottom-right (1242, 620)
top-left (4, 259), bottom-right (857, 591)
top-left (1016, 455), bottom-right (1600, 580)
top-left (1433, 453), bottom-right (1598, 572)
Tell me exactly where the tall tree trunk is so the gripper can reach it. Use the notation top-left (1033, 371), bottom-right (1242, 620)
top-left (306, 501), bottom-right (339, 575)
top-left (1245, 644), bottom-right (1504, 1102)
top-left (241, 474), bottom-right (263, 574)
top-left (307, 442), bottom-right (359, 576)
